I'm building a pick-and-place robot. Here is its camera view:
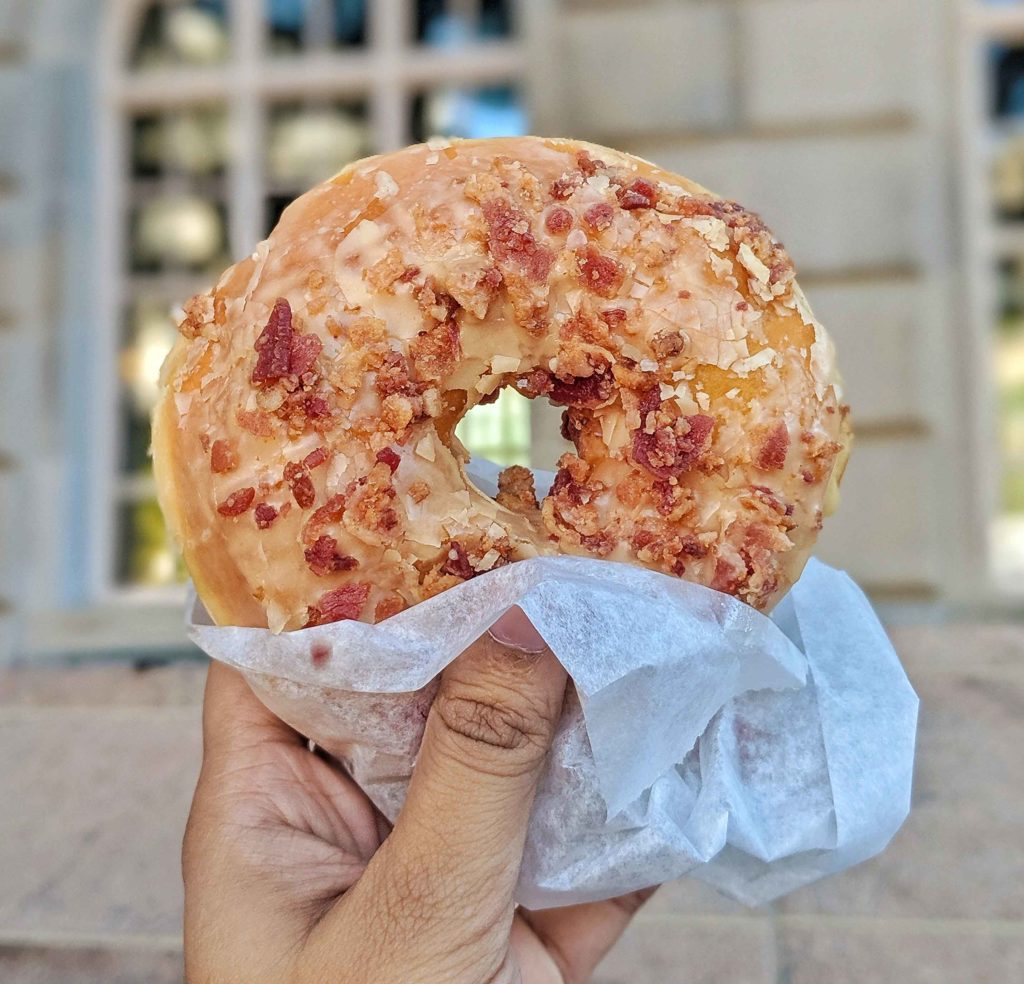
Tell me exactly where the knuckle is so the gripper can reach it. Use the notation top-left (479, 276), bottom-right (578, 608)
top-left (434, 691), bottom-right (543, 756)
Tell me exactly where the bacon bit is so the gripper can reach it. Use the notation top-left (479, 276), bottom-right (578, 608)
top-left (254, 503), bottom-right (279, 529)
top-left (678, 289), bottom-right (692, 299)
top-left (304, 535), bottom-right (359, 576)
top-left (549, 467), bottom-right (587, 508)
top-left (550, 173), bottom-right (581, 200)
top-left (801, 468), bottom-right (816, 485)
top-left (284, 461), bottom-right (317, 509)
top-left (305, 583), bottom-right (372, 627)
top-left (583, 203), bottom-right (614, 232)
top-left (375, 447), bottom-right (401, 473)
top-left (210, 439), bottom-right (238, 473)
top-left (481, 199), bottom-right (553, 282)
top-left (576, 150), bottom-right (605, 175)
top-left (408, 481), bottom-right (430, 503)
top-left (217, 487), bottom-right (255, 517)
top-left (599, 308), bottom-right (628, 329)
top-left (399, 265), bottom-right (421, 283)
top-left (252, 298), bottom-right (294, 385)
top-left (618, 178), bottom-right (657, 210)
top-left (496, 465), bottom-right (539, 512)
top-left (310, 643), bottom-right (331, 668)
top-left (652, 331), bottom-right (685, 358)
top-left (237, 408), bottom-right (275, 438)
top-left (410, 320), bottom-right (462, 381)
top-left (736, 301), bottom-right (749, 311)
top-left (560, 409), bottom-right (582, 444)
top-left (577, 246), bottom-right (624, 298)
top-left (483, 266), bottom-right (503, 289)
top-left (550, 368), bottom-right (613, 407)
top-left (581, 530), bottom-right (616, 557)
top-left (516, 369), bottom-right (554, 398)
top-left (680, 535), bottom-right (709, 558)
top-left (304, 395), bottom-right (331, 419)
top-left (711, 556), bottom-right (746, 595)
top-left (374, 595), bottom-right (406, 622)
top-left (375, 351), bottom-right (418, 398)
top-left (756, 422), bottom-right (790, 471)
top-left (441, 541), bottom-right (476, 580)
top-left (303, 446), bottom-right (330, 470)
top-left (632, 414), bottom-right (715, 479)
top-left (749, 485), bottom-right (788, 515)
top-left (290, 333), bottom-right (323, 378)
top-left (671, 558), bottom-right (687, 576)
top-left (251, 297), bottom-right (323, 388)
top-left (545, 206), bottom-right (573, 234)
top-left (304, 494), bottom-right (346, 543)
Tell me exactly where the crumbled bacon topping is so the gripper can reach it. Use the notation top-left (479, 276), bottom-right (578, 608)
top-left (583, 203), bottom-right (614, 232)
top-left (217, 487), bottom-right (255, 517)
top-left (251, 298), bottom-right (322, 388)
top-left (618, 178), bottom-right (657, 210)
top-left (481, 199), bottom-right (553, 282)
top-left (550, 368), bottom-right (614, 408)
top-left (375, 447), bottom-right (401, 473)
top-left (633, 414), bottom-right (715, 479)
top-left (252, 298), bottom-right (295, 385)
top-left (254, 502), bottom-right (279, 529)
top-left (576, 150), bottom-right (605, 176)
top-left (284, 460), bottom-right (317, 509)
top-left (577, 246), bottom-right (624, 298)
top-left (210, 439), bottom-right (238, 473)
top-left (550, 173), bottom-right (582, 200)
top-left (305, 583), bottom-right (371, 626)
top-left (496, 465), bottom-right (539, 512)
top-left (303, 446), bottom-right (330, 470)
top-left (756, 421), bottom-right (790, 471)
top-left (304, 535), bottom-right (359, 576)
top-left (545, 206), bottom-right (573, 234)
top-left (440, 541), bottom-right (476, 580)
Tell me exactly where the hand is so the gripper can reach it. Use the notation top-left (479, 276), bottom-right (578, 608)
top-left (182, 609), bottom-right (655, 983)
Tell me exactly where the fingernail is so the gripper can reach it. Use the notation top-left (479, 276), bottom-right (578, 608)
top-left (488, 607), bottom-right (548, 653)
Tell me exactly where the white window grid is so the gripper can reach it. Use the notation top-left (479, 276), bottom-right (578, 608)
top-left (92, 0), bottom-right (555, 606)
top-left (957, 1), bottom-right (1024, 594)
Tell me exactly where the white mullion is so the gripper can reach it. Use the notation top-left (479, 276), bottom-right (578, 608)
top-left (93, 0), bottom-right (137, 603)
top-left (369, 0), bottom-right (411, 151)
top-left (228, 0), bottom-right (265, 257)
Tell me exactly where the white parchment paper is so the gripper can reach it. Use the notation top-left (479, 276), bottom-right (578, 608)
top-left (187, 452), bottom-right (917, 908)
top-left (187, 542), bottom-right (917, 911)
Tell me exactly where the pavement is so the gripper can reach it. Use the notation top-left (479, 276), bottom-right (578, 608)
top-left (1, 623), bottom-right (1023, 983)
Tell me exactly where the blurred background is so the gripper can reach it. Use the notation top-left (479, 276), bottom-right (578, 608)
top-left (1, 1), bottom-right (1023, 982)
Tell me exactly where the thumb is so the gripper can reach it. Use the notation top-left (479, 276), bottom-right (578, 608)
top-left (358, 607), bottom-right (566, 931)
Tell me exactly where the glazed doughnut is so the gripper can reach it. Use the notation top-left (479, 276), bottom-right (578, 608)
top-left (153, 137), bottom-right (850, 632)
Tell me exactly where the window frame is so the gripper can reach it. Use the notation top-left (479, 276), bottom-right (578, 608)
top-left (55, 0), bottom-right (555, 654)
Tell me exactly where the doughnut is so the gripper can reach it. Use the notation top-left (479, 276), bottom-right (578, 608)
top-left (153, 137), bottom-right (851, 632)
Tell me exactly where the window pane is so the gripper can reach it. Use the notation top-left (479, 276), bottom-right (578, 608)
top-left (417, 0), bottom-right (514, 46)
top-left (264, 100), bottom-right (372, 233)
top-left (266, 0), bottom-right (367, 54)
top-left (130, 1), bottom-right (229, 70)
top-left (116, 499), bottom-right (186, 587)
top-left (411, 83), bottom-right (527, 143)
top-left (118, 299), bottom-right (179, 475)
top-left (131, 107), bottom-right (229, 179)
top-left (456, 388), bottom-right (531, 467)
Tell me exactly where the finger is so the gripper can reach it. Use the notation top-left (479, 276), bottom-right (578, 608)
top-left (351, 607), bottom-right (566, 930)
top-left (201, 659), bottom-right (305, 763)
top-left (517, 887), bottom-right (659, 984)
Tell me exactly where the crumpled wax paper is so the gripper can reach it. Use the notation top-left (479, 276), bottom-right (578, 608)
top-left (187, 461), bottom-right (919, 910)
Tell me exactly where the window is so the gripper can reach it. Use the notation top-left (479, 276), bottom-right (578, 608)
top-left (97, 0), bottom-right (540, 600)
top-left (960, 3), bottom-right (1024, 591)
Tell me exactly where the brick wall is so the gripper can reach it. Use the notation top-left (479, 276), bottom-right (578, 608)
top-left (548, 0), bottom-right (956, 599)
